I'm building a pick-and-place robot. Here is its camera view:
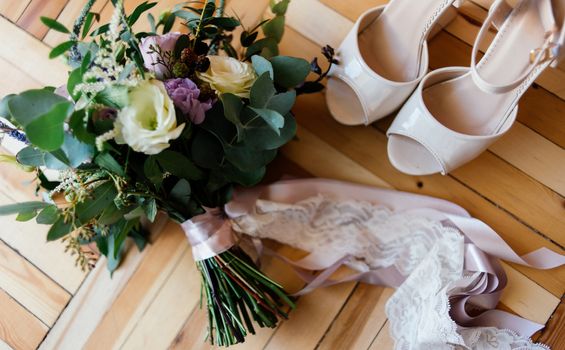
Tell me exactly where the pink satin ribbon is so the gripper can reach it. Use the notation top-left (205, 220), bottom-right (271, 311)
top-left (224, 179), bottom-right (565, 336)
top-left (181, 208), bottom-right (235, 261)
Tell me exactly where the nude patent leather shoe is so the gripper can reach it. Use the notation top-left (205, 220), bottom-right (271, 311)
top-left (387, 0), bottom-right (564, 175)
top-left (325, 0), bottom-right (463, 125)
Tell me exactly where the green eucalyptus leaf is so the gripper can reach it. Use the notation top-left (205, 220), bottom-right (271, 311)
top-left (67, 68), bottom-right (83, 101)
top-left (144, 156), bottom-right (163, 187)
top-left (40, 17), bottom-right (69, 33)
top-left (251, 55), bottom-right (274, 79)
top-left (225, 146), bottom-right (277, 171)
top-left (207, 17), bottom-right (240, 30)
top-left (222, 163), bottom-right (266, 186)
top-left (262, 15), bottom-right (285, 43)
top-left (267, 90), bottom-right (295, 116)
top-left (173, 9), bottom-right (199, 23)
top-left (82, 12), bottom-right (99, 39)
top-left (270, 56), bottom-right (311, 88)
top-left (47, 217), bottom-right (73, 241)
top-left (243, 111), bottom-right (296, 150)
top-left (170, 179), bottom-right (191, 206)
top-left (191, 130), bottom-right (224, 169)
top-left (240, 31), bottom-right (259, 47)
top-left (250, 72), bottom-right (276, 108)
top-left (245, 37), bottom-right (278, 58)
top-left (106, 231), bottom-right (126, 274)
top-left (0, 201), bottom-right (49, 216)
top-left (16, 211), bottom-right (38, 222)
top-left (220, 93), bottom-right (244, 141)
top-left (69, 110), bottom-right (96, 145)
top-left (98, 204), bottom-right (132, 225)
top-left (95, 152), bottom-right (125, 176)
top-left (16, 146), bottom-right (68, 170)
top-left (7, 89), bottom-right (68, 126)
top-left (60, 134), bottom-right (95, 167)
top-left (49, 40), bottom-right (75, 59)
top-left (129, 228), bottom-right (149, 251)
top-left (0, 94), bottom-right (15, 119)
top-left (248, 107), bottom-right (284, 134)
top-left (95, 85), bottom-right (128, 109)
top-left (36, 205), bottom-right (60, 225)
top-left (154, 150), bottom-right (203, 180)
top-left (75, 181), bottom-right (118, 223)
top-left (128, 1), bottom-right (157, 26)
top-left (270, 0), bottom-right (290, 15)
top-left (25, 102), bottom-right (72, 151)
top-left (143, 198), bottom-right (157, 222)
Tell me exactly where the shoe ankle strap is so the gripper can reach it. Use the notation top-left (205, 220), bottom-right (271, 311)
top-left (470, 0), bottom-right (564, 95)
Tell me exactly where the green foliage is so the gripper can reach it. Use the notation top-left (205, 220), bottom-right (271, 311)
top-left (50, 41), bottom-right (76, 59)
top-left (270, 56), bottom-right (311, 88)
top-left (0, 202), bottom-right (49, 216)
top-left (7, 89), bottom-right (73, 151)
top-left (95, 152), bottom-right (125, 176)
top-left (40, 17), bottom-right (70, 34)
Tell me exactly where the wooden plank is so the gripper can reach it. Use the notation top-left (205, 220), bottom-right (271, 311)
top-left (0, 240), bottom-right (70, 327)
top-left (368, 322), bottom-right (395, 350)
top-left (278, 25), bottom-right (565, 297)
top-left (84, 221), bottom-right (188, 350)
top-left (0, 56), bottom-right (43, 95)
top-left (16, 0), bottom-right (69, 40)
top-left (488, 123), bottom-right (565, 197)
top-left (0, 16), bottom-right (67, 87)
top-left (264, 270), bottom-right (356, 350)
top-left (38, 244), bottom-right (145, 349)
top-left (0, 168), bottom-right (87, 293)
top-left (536, 301), bottom-right (565, 349)
top-left (0, 0), bottom-right (31, 22)
top-left (450, 153), bottom-right (565, 248)
top-left (119, 249), bottom-right (200, 350)
top-left (43, 0), bottom-right (109, 47)
top-left (39, 215), bottom-right (167, 350)
top-left (0, 288), bottom-right (48, 350)
top-left (317, 285), bottom-right (394, 350)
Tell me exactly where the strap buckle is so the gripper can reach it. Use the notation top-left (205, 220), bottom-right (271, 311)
top-left (530, 29), bottom-right (561, 64)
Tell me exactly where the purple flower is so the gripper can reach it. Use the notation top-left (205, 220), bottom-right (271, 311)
top-left (140, 32), bottom-right (181, 79)
top-left (164, 78), bottom-right (213, 124)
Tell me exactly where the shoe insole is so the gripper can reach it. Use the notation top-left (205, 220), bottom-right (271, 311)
top-left (358, 0), bottom-right (454, 82)
top-left (423, 0), bottom-right (557, 136)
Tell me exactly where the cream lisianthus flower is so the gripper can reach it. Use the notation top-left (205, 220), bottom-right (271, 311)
top-left (197, 56), bottom-right (257, 98)
top-left (115, 80), bottom-right (185, 155)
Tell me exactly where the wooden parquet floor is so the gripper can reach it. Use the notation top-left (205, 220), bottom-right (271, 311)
top-left (0, 0), bottom-right (563, 349)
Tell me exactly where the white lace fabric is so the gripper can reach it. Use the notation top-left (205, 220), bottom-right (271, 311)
top-left (230, 195), bottom-right (548, 350)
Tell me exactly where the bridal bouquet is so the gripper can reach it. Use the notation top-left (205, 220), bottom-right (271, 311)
top-left (0, 0), bottom-right (333, 346)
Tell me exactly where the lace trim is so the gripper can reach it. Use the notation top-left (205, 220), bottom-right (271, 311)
top-left (231, 195), bottom-right (549, 350)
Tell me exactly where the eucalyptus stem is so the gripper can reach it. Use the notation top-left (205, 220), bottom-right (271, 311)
top-left (69, 0), bottom-right (97, 64)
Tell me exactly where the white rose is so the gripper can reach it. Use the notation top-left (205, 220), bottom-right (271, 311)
top-left (115, 80), bottom-right (185, 155)
top-left (196, 56), bottom-right (257, 98)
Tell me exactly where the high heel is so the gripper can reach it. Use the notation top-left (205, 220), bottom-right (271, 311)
top-left (387, 0), bottom-right (564, 175)
top-left (325, 0), bottom-right (462, 125)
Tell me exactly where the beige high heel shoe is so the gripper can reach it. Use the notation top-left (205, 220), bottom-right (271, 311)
top-left (325, 0), bottom-right (462, 126)
top-left (387, 0), bottom-right (564, 175)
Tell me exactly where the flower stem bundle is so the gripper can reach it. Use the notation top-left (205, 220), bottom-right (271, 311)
top-left (197, 248), bottom-right (294, 346)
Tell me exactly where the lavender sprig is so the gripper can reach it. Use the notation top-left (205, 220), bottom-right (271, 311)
top-left (0, 121), bottom-right (28, 144)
